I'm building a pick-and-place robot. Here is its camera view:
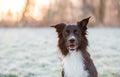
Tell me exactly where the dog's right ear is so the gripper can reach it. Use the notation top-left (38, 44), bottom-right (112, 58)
top-left (51, 23), bottom-right (66, 33)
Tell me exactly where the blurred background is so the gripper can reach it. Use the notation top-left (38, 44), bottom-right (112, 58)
top-left (0, 0), bottom-right (120, 77)
top-left (0, 0), bottom-right (120, 27)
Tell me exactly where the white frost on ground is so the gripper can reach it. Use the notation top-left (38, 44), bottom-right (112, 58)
top-left (0, 28), bottom-right (120, 77)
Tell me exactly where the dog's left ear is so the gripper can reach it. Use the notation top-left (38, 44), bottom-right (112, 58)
top-left (51, 23), bottom-right (66, 33)
top-left (77, 17), bottom-right (90, 34)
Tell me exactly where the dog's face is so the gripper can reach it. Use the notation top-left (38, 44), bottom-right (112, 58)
top-left (51, 17), bottom-right (90, 52)
top-left (62, 25), bottom-right (80, 51)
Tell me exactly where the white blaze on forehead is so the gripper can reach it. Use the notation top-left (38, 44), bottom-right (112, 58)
top-left (68, 35), bottom-right (76, 40)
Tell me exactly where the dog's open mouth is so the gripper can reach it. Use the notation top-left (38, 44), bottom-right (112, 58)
top-left (69, 44), bottom-right (77, 51)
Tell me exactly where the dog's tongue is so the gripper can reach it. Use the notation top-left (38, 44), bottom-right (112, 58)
top-left (70, 45), bottom-right (75, 48)
top-left (69, 45), bottom-right (76, 49)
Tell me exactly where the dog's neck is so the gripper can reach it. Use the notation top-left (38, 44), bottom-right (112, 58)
top-left (63, 50), bottom-right (89, 77)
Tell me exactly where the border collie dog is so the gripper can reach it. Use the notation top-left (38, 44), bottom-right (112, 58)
top-left (51, 17), bottom-right (97, 77)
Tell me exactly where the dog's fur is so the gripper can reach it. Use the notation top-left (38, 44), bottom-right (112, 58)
top-left (51, 17), bottom-right (98, 77)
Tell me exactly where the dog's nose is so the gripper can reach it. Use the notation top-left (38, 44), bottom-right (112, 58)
top-left (69, 39), bottom-right (75, 43)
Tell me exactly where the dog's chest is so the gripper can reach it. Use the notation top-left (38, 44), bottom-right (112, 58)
top-left (63, 51), bottom-right (89, 77)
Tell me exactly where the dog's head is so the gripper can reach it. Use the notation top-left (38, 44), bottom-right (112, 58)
top-left (51, 17), bottom-right (90, 54)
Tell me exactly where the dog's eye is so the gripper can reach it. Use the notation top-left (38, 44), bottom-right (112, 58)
top-left (74, 30), bottom-right (79, 35)
top-left (65, 30), bottom-right (69, 36)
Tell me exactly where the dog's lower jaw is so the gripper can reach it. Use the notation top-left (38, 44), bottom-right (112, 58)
top-left (62, 50), bottom-right (89, 77)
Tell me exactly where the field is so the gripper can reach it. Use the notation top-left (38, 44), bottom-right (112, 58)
top-left (0, 27), bottom-right (120, 77)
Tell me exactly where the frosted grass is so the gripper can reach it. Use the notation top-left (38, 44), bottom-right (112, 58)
top-left (0, 28), bottom-right (120, 77)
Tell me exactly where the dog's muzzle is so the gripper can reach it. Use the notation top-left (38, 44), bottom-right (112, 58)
top-left (67, 37), bottom-right (78, 51)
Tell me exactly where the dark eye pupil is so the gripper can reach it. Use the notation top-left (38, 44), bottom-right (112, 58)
top-left (75, 30), bottom-right (79, 35)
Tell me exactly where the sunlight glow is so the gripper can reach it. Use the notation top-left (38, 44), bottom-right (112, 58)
top-left (0, 0), bottom-right (25, 12)
top-left (0, 0), bottom-right (51, 21)
top-left (34, 0), bottom-right (50, 6)
top-left (0, 0), bottom-right (26, 21)
top-left (28, 0), bottom-right (51, 20)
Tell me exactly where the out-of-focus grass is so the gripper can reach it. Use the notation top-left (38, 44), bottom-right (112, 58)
top-left (0, 28), bottom-right (120, 77)
top-left (0, 73), bottom-right (18, 77)
top-left (100, 72), bottom-right (120, 77)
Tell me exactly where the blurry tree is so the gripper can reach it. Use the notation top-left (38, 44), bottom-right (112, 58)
top-left (117, 1), bottom-right (120, 22)
top-left (82, 0), bottom-right (97, 26)
top-left (82, 0), bottom-right (95, 17)
top-left (118, 1), bottom-right (120, 22)
top-left (42, 0), bottom-right (74, 25)
top-left (113, 0), bottom-right (120, 23)
top-left (82, 0), bottom-right (106, 24)
top-left (19, 0), bottom-right (30, 26)
top-left (0, 0), bottom-right (120, 27)
top-left (98, 0), bottom-right (105, 24)
top-left (41, 0), bottom-right (58, 25)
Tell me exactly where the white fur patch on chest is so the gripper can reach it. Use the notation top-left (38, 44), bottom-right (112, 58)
top-left (63, 50), bottom-right (89, 77)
